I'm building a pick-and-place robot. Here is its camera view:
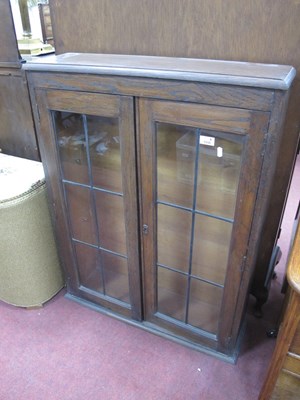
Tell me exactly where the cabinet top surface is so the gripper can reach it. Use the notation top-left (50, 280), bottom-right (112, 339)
top-left (23, 52), bottom-right (296, 90)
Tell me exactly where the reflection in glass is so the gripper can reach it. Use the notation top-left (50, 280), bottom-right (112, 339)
top-left (53, 109), bottom-right (132, 309)
top-left (94, 191), bottom-right (127, 256)
top-left (157, 123), bottom-right (196, 208)
top-left (88, 115), bottom-right (123, 193)
top-left (196, 131), bottom-right (242, 219)
top-left (188, 279), bottom-right (223, 334)
top-left (192, 215), bottom-right (232, 285)
top-left (102, 252), bottom-right (130, 303)
top-left (53, 111), bottom-right (89, 184)
top-left (53, 112), bottom-right (123, 193)
top-left (157, 204), bottom-right (192, 273)
top-left (155, 123), bottom-right (243, 333)
top-left (74, 242), bottom-right (103, 292)
top-left (64, 184), bottom-right (97, 245)
top-left (157, 267), bottom-right (187, 322)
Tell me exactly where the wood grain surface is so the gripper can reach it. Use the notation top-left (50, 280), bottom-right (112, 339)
top-left (23, 53), bottom-right (295, 90)
top-left (49, 0), bottom-right (300, 69)
top-left (0, 0), bottom-right (20, 66)
top-left (0, 71), bottom-right (39, 160)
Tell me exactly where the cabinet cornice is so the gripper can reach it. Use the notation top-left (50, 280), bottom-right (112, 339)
top-left (23, 53), bottom-right (296, 90)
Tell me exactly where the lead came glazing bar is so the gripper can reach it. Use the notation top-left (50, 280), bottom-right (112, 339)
top-left (157, 262), bottom-right (224, 289)
top-left (82, 114), bottom-right (107, 295)
top-left (62, 178), bottom-right (123, 197)
top-left (184, 128), bottom-right (201, 324)
top-left (156, 199), bottom-right (234, 224)
top-left (72, 238), bottom-right (128, 259)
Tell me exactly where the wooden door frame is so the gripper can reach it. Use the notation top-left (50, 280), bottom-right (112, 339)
top-left (34, 88), bottom-right (142, 320)
top-left (137, 98), bottom-right (269, 352)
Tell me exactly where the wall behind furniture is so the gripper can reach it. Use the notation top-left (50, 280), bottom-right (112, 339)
top-left (50, 0), bottom-right (299, 66)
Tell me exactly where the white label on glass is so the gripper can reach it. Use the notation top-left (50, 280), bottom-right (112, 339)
top-left (199, 135), bottom-right (215, 146)
top-left (217, 147), bottom-right (223, 158)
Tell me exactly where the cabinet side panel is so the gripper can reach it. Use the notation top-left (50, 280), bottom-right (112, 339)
top-left (218, 111), bottom-right (270, 352)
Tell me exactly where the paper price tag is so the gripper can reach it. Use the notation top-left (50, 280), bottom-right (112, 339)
top-left (199, 135), bottom-right (215, 146)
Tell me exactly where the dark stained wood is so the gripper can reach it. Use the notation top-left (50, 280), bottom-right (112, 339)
top-left (45, 89), bottom-right (121, 117)
top-left (137, 98), bottom-right (269, 354)
top-left (149, 100), bottom-right (254, 135)
top-left (33, 87), bottom-right (141, 320)
top-left (119, 97), bottom-right (142, 321)
top-left (23, 52), bottom-right (295, 89)
top-left (218, 111), bottom-right (270, 353)
top-left (34, 88), bottom-right (80, 294)
top-left (26, 55), bottom-right (294, 361)
top-left (0, 70), bottom-right (39, 160)
top-left (38, 3), bottom-right (54, 46)
top-left (0, 0), bottom-right (20, 67)
top-left (136, 98), bottom-right (156, 321)
top-left (27, 71), bottom-right (275, 111)
top-left (49, 0), bottom-right (300, 312)
top-left (249, 91), bottom-right (292, 310)
top-left (0, 1), bottom-right (39, 160)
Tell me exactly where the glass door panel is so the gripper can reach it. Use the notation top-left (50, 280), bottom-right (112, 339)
top-left (74, 242), bottom-right (103, 292)
top-left (94, 191), bottom-right (127, 256)
top-left (192, 215), bottom-right (232, 285)
top-left (64, 183), bottom-right (97, 246)
top-left (196, 131), bottom-right (243, 219)
top-left (102, 252), bottom-right (130, 303)
top-left (87, 115), bottom-right (123, 193)
top-left (55, 111), bottom-right (89, 184)
top-left (157, 267), bottom-right (187, 322)
top-left (52, 110), bottom-right (130, 303)
top-left (188, 279), bottom-right (223, 333)
top-left (157, 123), bottom-right (195, 208)
top-left (155, 122), bottom-right (237, 335)
top-left (157, 204), bottom-right (192, 273)
top-left (36, 90), bottom-right (140, 319)
top-left (137, 95), bottom-right (262, 342)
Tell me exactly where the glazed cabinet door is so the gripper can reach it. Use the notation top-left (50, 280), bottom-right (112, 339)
top-left (138, 99), bottom-right (269, 354)
top-left (35, 89), bottom-right (141, 320)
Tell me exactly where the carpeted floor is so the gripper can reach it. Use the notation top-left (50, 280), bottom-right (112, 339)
top-left (0, 155), bottom-right (299, 400)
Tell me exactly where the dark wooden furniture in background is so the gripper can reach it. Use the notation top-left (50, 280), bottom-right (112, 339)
top-left (25, 53), bottom-right (295, 362)
top-left (48, 0), bottom-right (300, 314)
top-left (38, 3), bottom-right (54, 47)
top-left (0, 0), bottom-right (39, 161)
top-left (259, 202), bottom-right (300, 399)
top-left (0, 0), bottom-right (20, 68)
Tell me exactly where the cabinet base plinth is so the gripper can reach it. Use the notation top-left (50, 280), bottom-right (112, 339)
top-left (65, 292), bottom-right (243, 364)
